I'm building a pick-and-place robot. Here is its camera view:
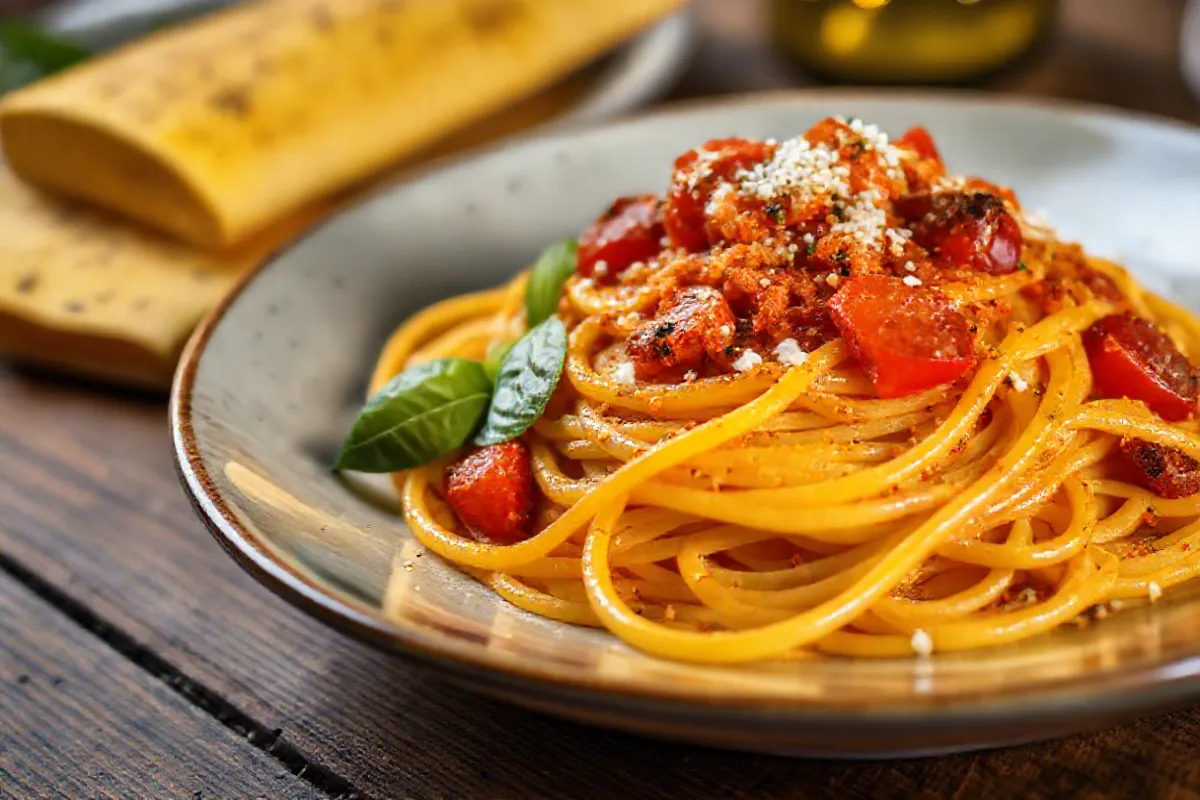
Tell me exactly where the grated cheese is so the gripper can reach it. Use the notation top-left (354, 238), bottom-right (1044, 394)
top-left (911, 629), bottom-right (933, 657)
top-left (719, 324), bottom-right (731, 338)
top-left (903, 261), bottom-right (917, 272)
top-left (1009, 372), bottom-right (1029, 392)
top-left (902, 275), bottom-right (922, 287)
top-left (774, 338), bottom-right (809, 367)
top-left (825, 272), bottom-right (841, 288)
top-left (732, 349), bottom-right (763, 372)
top-left (1149, 582), bottom-right (1163, 602)
top-left (612, 362), bottom-right (636, 386)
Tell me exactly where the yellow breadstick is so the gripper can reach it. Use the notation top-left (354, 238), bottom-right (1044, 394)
top-left (0, 0), bottom-right (682, 248)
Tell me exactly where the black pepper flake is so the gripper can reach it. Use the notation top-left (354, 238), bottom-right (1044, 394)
top-left (724, 345), bottom-right (735, 358)
top-left (833, 250), bottom-right (849, 265)
top-left (764, 202), bottom-right (786, 223)
top-left (654, 321), bottom-right (677, 338)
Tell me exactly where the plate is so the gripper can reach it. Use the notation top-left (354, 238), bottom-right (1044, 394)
top-left (40, 1), bottom-right (695, 125)
top-left (172, 92), bottom-right (1200, 758)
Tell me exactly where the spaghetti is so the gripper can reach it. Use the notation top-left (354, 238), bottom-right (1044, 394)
top-left (367, 117), bottom-right (1200, 663)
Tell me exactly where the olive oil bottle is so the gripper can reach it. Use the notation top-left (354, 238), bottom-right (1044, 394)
top-left (769, 0), bottom-right (1057, 84)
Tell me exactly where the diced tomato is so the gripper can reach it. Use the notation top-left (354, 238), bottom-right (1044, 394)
top-left (1119, 438), bottom-right (1200, 499)
top-left (1083, 313), bottom-right (1198, 421)
top-left (898, 191), bottom-right (1023, 275)
top-left (664, 138), bottom-right (775, 252)
top-left (626, 285), bottom-right (736, 379)
top-left (577, 194), bottom-right (665, 283)
top-left (896, 125), bottom-right (943, 165)
top-left (828, 275), bottom-right (978, 398)
top-left (445, 441), bottom-right (535, 544)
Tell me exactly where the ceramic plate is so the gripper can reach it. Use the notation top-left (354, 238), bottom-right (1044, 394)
top-left (172, 92), bottom-right (1200, 758)
top-left (41, 1), bottom-right (694, 124)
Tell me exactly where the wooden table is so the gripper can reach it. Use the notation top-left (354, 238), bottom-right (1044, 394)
top-left (4, 1), bottom-right (1200, 798)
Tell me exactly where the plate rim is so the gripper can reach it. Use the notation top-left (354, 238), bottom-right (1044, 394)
top-left (170, 88), bottom-right (1200, 734)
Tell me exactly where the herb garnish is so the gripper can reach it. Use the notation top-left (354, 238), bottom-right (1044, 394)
top-left (0, 21), bottom-right (91, 95)
top-left (337, 240), bottom-right (575, 472)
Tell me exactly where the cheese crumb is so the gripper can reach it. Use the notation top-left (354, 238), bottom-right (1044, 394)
top-left (825, 272), bottom-right (840, 288)
top-left (788, 243), bottom-right (799, 254)
top-left (911, 629), bottom-right (933, 657)
top-left (612, 362), bottom-right (636, 386)
top-left (904, 261), bottom-right (917, 272)
top-left (1110, 599), bottom-right (1125, 611)
top-left (1148, 582), bottom-right (1163, 602)
top-left (719, 324), bottom-right (731, 338)
top-left (803, 232), bottom-right (815, 245)
top-left (593, 260), bottom-right (608, 277)
top-left (1009, 372), bottom-right (1029, 392)
top-left (659, 236), bottom-right (670, 247)
top-left (774, 338), bottom-right (809, 367)
top-left (902, 275), bottom-right (922, 287)
top-left (732, 349), bottom-right (763, 372)
top-left (759, 277), bottom-right (772, 288)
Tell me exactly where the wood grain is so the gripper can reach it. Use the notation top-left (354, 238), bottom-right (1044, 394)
top-left (2, 1), bottom-right (1200, 798)
top-left (0, 573), bottom-right (323, 800)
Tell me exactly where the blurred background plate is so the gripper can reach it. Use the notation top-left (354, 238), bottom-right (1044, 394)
top-left (39, 0), bottom-right (696, 127)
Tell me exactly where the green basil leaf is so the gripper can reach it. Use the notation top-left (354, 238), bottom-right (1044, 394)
top-left (475, 317), bottom-right (567, 446)
top-left (524, 238), bottom-right (577, 328)
top-left (483, 339), bottom-right (514, 384)
top-left (0, 22), bottom-right (91, 94)
top-left (336, 358), bottom-right (492, 472)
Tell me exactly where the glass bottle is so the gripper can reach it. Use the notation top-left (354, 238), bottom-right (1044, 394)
top-left (769, 0), bottom-right (1057, 84)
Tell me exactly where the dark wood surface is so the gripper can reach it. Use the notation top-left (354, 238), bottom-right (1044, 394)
top-left (4, 1), bottom-right (1200, 798)
top-left (0, 574), bottom-right (323, 799)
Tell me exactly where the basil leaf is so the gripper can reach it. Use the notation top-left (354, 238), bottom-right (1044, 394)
top-left (0, 22), bottom-right (91, 94)
top-left (524, 238), bottom-right (577, 328)
top-left (336, 358), bottom-right (492, 472)
top-left (483, 339), bottom-right (514, 384)
top-left (475, 317), bottom-right (567, 446)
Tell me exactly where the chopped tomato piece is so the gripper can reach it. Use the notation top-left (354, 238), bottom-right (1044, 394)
top-left (828, 275), bottom-right (978, 398)
top-left (1119, 438), bottom-right (1200, 499)
top-left (445, 441), bottom-right (535, 544)
top-left (1084, 313), bottom-right (1198, 421)
top-left (577, 194), bottom-right (665, 283)
top-left (664, 138), bottom-right (775, 252)
top-left (896, 125), bottom-right (942, 164)
top-left (626, 285), bottom-right (736, 380)
top-left (899, 191), bottom-right (1023, 275)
